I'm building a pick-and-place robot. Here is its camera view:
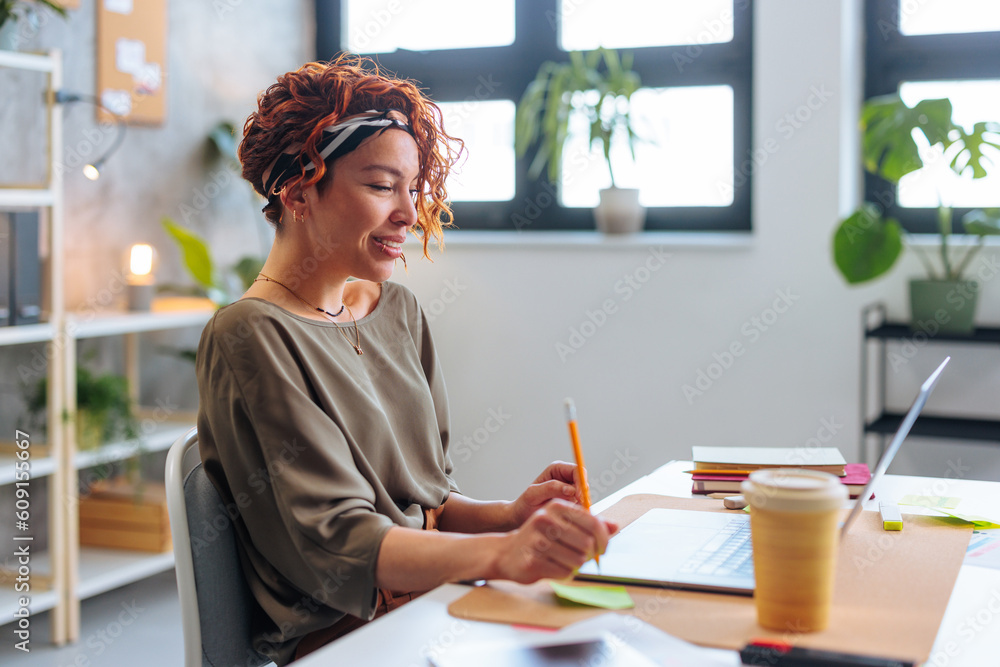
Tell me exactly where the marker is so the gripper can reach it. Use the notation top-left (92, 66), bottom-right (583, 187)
top-left (740, 639), bottom-right (915, 666)
top-left (564, 398), bottom-right (598, 568)
top-left (880, 501), bottom-right (903, 531)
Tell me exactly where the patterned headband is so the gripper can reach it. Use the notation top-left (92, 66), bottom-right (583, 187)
top-left (261, 109), bottom-right (414, 197)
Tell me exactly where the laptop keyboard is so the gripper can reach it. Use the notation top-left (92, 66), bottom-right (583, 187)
top-left (678, 518), bottom-right (754, 578)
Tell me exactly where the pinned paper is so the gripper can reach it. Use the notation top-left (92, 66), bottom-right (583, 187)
top-left (101, 89), bottom-right (132, 116)
top-left (550, 582), bottom-right (634, 610)
top-left (115, 37), bottom-right (145, 75)
top-left (134, 62), bottom-right (162, 94)
top-left (105, 0), bottom-right (133, 14)
top-left (899, 495), bottom-right (962, 509)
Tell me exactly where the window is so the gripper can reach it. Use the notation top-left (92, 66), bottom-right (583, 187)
top-left (315, 0), bottom-right (753, 231)
top-left (865, 0), bottom-right (1000, 233)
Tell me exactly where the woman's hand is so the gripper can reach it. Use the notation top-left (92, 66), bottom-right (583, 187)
top-left (507, 461), bottom-right (586, 529)
top-left (490, 499), bottom-right (617, 583)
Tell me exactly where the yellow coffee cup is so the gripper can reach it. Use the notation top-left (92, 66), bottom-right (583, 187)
top-left (742, 468), bottom-right (847, 632)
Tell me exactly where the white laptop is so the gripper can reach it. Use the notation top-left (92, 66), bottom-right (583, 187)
top-left (576, 357), bottom-right (950, 595)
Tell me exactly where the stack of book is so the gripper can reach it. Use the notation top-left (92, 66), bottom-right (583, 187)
top-left (689, 446), bottom-right (871, 498)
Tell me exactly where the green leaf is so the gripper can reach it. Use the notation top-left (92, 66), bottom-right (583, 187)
top-left (861, 95), bottom-right (955, 183)
top-left (833, 204), bottom-right (905, 284)
top-left (949, 122), bottom-right (1000, 179)
top-left (161, 217), bottom-right (215, 289)
top-left (514, 48), bottom-right (643, 186)
top-left (963, 208), bottom-right (1000, 236)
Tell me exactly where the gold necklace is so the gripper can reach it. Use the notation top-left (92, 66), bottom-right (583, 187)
top-left (254, 273), bottom-right (363, 355)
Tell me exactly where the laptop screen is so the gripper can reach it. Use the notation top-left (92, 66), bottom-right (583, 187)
top-left (839, 356), bottom-right (950, 539)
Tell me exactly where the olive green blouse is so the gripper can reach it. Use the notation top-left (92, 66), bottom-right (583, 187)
top-left (195, 281), bottom-right (458, 665)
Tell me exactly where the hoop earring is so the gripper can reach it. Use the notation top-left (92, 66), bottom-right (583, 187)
top-left (293, 209), bottom-right (301, 225)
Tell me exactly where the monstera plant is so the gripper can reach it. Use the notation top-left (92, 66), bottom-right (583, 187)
top-left (832, 93), bottom-right (1000, 332)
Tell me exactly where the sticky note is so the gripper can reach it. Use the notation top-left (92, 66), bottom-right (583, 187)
top-left (899, 495), bottom-right (962, 509)
top-left (919, 507), bottom-right (1000, 530)
top-left (550, 582), bottom-right (634, 610)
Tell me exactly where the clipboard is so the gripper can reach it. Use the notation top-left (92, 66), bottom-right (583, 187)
top-left (448, 494), bottom-right (972, 665)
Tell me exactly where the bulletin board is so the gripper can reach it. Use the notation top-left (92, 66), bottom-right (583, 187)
top-left (95, 0), bottom-right (168, 125)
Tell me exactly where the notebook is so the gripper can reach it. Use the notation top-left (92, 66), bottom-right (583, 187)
top-left (576, 357), bottom-right (950, 595)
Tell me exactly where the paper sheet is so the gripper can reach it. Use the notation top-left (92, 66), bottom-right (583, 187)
top-left (965, 529), bottom-right (1000, 571)
top-left (556, 613), bottom-right (740, 667)
top-left (550, 582), bottom-right (634, 610)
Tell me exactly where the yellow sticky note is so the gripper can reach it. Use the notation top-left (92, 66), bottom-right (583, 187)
top-left (899, 495), bottom-right (962, 509)
top-left (550, 581), bottom-right (634, 610)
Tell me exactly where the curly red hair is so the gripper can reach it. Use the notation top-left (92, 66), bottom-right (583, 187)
top-left (239, 54), bottom-right (464, 258)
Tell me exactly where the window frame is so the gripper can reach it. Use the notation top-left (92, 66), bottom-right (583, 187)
top-left (316, 0), bottom-right (753, 232)
top-left (865, 0), bottom-right (1000, 234)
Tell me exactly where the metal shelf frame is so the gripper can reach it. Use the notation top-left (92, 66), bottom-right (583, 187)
top-left (860, 303), bottom-right (1000, 464)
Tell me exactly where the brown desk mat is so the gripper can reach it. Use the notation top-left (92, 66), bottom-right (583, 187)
top-left (449, 494), bottom-right (972, 664)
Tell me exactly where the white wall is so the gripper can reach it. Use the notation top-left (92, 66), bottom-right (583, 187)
top-left (395, 0), bottom-right (1000, 501)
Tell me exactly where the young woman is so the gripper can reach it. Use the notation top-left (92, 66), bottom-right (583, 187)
top-left (195, 56), bottom-right (616, 664)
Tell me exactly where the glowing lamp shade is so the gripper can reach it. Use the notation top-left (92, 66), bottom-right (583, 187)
top-left (83, 163), bottom-right (101, 180)
top-left (125, 243), bottom-right (157, 311)
top-left (129, 243), bottom-right (154, 278)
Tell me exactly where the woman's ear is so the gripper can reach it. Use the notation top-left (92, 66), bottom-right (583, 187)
top-left (278, 181), bottom-right (310, 225)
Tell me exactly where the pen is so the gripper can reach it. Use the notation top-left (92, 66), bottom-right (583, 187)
top-left (740, 640), bottom-right (915, 667)
top-left (564, 398), bottom-right (598, 567)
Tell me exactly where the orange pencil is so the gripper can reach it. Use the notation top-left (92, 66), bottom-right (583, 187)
top-left (564, 398), bottom-right (599, 567)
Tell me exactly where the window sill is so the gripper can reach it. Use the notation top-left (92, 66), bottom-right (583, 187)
top-left (425, 230), bottom-right (755, 250)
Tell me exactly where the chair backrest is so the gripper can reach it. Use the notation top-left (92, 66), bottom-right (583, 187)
top-left (165, 427), bottom-right (272, 667)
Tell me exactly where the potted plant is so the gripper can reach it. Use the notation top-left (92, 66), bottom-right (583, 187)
top-left (516, 48), bottom-right (645, 233)
top-left (832, 93), bottom-right (1000, 333)
top-left (0, 1), bottom-right (66, 50)
top-left (26, 364), bottom-right (139, 451)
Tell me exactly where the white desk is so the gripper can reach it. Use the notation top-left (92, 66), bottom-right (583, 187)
top-left (298, 461), bottom-right (1000, 666)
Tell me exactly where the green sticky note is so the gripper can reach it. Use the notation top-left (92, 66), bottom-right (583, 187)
top-left (550, 581), bottom-right (634, 610)
top-left (942, 511), bottom-right (1000, 530)
top-left (899, 495), bottom-right (962, 509)
top-left (920, 506), bottom-right (1000, 529)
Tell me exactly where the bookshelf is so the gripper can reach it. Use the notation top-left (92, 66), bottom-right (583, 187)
top-left (1, 49), bottom-right (213, 645)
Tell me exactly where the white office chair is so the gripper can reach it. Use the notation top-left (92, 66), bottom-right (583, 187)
top-left (165, 427), bottom-right (273, 667)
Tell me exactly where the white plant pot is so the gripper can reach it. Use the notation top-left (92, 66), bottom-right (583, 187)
top-left (594, 187), bottom-right (645, 234)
